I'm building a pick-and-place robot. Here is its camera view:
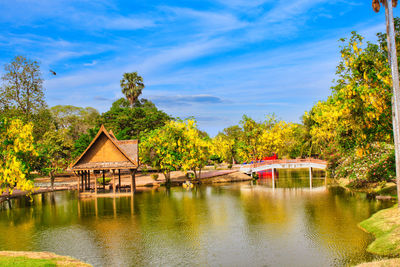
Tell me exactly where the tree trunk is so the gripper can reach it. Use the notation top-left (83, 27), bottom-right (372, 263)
top-left (193, 168), bottom-right (197, 181)
top-left (7, 198), bottom-right (12, 210)
top-left (164, 172), bottom-right (171, 187)
top-left (198, 168), bottom-right (202, 184)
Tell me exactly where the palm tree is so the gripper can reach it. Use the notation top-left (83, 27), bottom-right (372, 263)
top-left (120, 72), bottom-right (145, 107)
top-left (372, 0), bottom-right (400, 208)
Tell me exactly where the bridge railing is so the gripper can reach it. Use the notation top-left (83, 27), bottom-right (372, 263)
top-left (247, 158), bottom-right (327, 168)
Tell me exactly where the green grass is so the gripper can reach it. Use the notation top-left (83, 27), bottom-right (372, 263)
top-left (359, 205), bottom-right (400, 256)
top-left (0, 256), bottom-right (57, 267)
top-left (0, 251), bottom-right (91, 267)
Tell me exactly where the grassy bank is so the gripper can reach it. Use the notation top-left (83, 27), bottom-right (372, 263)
top-left (359, 205), bottom-right (400, 256)
top-left (356, 258), bottom-right (400, 267)
top-left (336, 178), bottom-right (397, 199)
top-left (0, 251), bottom-right (91, 267)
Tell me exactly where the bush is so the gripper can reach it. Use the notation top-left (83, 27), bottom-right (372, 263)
top-left (228, 163), bottom-right (232, 169)
top-left (210, 154), bottom-right (222, 163)
top-left (97, 177), bottom-right (111, 185)
top-left (186, 172), bottom-right (195, 180)
top-left (151, 173), bottom-right (159, 181)
top-left (334, 142), bottom-right (395, 183)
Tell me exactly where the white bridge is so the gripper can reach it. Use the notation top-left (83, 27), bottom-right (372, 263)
top-left (240, 158), bottom-right (327, 175)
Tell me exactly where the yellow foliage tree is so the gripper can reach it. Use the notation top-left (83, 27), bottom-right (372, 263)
top-left (180, 120), bottom-right (210, 181)
top-left (0, 119), bottom-right (37, 197)
top-left (211, 134), bottom-right (235, 164)
top-left (238, 115), bottom-right (297, 162)
top-left (140, 119), bottom-right (211, 183)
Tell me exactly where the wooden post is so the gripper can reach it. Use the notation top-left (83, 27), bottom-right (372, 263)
top-left (112, 170), bottom-right (116, 196)
top-left (81, 171), bottom-right (84, 191)
top-left (118, 169), bottom-right (121, 193)
top-left (309, 167), bottom-right (312, 189)
top-left (94, 171), bottom-right (97, 195)
top-left (88, 171), bottom-right (91, 191)
top-left (272, 168), bottom-right (275, 190)
top-left (86, 171), bottom-right (89, 190)
top-left (77, 171), bottom-right (80, 196)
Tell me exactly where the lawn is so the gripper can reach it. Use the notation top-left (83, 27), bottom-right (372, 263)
top-left (0, 251), bottom-right (91, 267)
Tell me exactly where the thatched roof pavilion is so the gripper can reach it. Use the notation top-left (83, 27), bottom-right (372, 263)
top-left (70, 125), bottom-right (139, 197)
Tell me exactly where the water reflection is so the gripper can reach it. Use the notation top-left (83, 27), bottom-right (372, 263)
top-left (0, 170), bottom-right (394, 267)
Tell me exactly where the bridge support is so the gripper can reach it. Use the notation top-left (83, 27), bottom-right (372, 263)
top-left (309, 167), bottom-right (312, 189)
top-left (272, 168), bottom-right (275, 190)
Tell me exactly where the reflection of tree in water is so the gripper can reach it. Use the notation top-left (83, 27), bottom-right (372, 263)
top-left (302, 186), bottom-right (393, 266)
top-left (238, 189), bottom-right (291, 233)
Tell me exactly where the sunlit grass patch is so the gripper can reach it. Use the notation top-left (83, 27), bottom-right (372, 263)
top-left (359, 206), bottom-right (400, 256)
top-left (0, 251), bottom-right (91, 267)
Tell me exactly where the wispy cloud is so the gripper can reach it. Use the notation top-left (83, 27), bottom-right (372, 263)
top-left (151, 94), bottom-right (223, 106)
top-left (0, 0), bottom-right (389, 135)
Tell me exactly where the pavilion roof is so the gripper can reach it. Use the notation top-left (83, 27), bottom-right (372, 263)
top-left (69, 125), bottom-right (139, 171)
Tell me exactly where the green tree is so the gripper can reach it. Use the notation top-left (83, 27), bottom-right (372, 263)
top-left (72, 127), bottom-right (99, 160)
top-left (98, 98), bottom-right (171, 140)
top-left (50, 105), bottom-right (100, 141)
top-left (37, 126), bottom-right (73, 189)
top-left (140, 120), bottom-right (185, 184)
top-left (120, 72), bottom-right (144, 107)
top-left (0, 56), bottom-right (45, 120)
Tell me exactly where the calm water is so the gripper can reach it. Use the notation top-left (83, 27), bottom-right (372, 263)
top-left (0, 170), bottom-right (394, 267)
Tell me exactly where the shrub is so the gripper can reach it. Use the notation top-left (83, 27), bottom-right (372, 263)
top-left (334, 142), bottom-right (395, 184)
top-left (151, 173), bottom-right (159, 181)
top-left (97, 177), bottom-right (111, 185)
top-left (228, 163), bottom-right (232, 169)
top-left (210, 154), bottom-right (222, 163)
top-left (186, 172), bottom-right (195, 180)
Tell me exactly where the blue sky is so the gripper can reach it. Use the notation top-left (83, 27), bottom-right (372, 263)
top-left (0, 0), bottom-right (397, 135)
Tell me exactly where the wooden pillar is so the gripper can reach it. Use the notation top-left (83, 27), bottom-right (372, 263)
top-left (94, 171), bottom-right (97, 195)
top-left (88, 171), bottom-right (91, 191)
top-left (83, 171), bottom-right (87, 191)
top-left (103, 170), bottom-right (105, 190)
top-left (309, 167), bottom-right (312, 189)
top-left (118, 169), bottom-right (121, 193)
top-left (81, 171), bottom-right (84, 191)
top-left (77, 171), bottom-right (80, 196)
top-left (112, 170), bottom-right (116, 196)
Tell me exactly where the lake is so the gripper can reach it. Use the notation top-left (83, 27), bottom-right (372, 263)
top-left (0, 170), bottom-right (394, 266)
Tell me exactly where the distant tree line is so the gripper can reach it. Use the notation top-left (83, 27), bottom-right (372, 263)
top-left (2, 18), bottom-right (400, 195)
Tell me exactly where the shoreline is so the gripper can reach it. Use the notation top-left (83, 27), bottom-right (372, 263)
top-left (355, 205), bottom-right (400, 267)
top-left (0, 251), bottom-right (91, 267)
top-left (1, 169), bottom-right (252, 202)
